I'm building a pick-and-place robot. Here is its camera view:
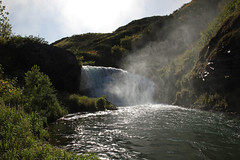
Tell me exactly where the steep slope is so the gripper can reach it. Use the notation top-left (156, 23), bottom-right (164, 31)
top-left (52, 16), bottom-right (165, 67)
top-left (191, 12), bottom-right (240, 112)
top-left (171, 0), bottom-right (240, 113)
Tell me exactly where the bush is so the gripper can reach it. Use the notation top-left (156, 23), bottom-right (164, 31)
top-left (96, 96), bottom-right (116, 111)
top-left (194, 93), bottom-right (228, 110)
top-left (111, 45), bottom-right (126, 59)
top-left (0, 0), bottom-right (12, 39)
top-left (120, 36), bottom-right (132, 50)
top-left (95, 97), bottom-right (106, 111)
top-left (0, 65), bottom-right (99, 159)
top-left (0, 104), bottom-right (99, 160)
top-left (66, 94), bottom-right (116, 113)
top-left (28, 112), bottom-right (48, 139)
top-left (0, 105), bottom-right (34, 159)
top-left (23, 65), bottom-right (67, 122)
top-left (0, 78), bottom-right (23, 108)
top-left (67, 94), bottom-right (97, 112)
top-left (0, 65), bottom-right (67, 120)
top-left (174, 88), bottom-right (195, 106)
top-left (7, 35), bottom-right (48, 46)
top-left (0, 65), bottom-right (23, 107)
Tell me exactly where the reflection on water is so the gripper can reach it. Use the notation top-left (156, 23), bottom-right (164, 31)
top-left (49, 104), bottom-right (240, 160)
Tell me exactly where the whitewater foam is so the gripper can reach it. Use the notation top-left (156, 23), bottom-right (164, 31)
top-left (80, 66), bottom-right (155, 105)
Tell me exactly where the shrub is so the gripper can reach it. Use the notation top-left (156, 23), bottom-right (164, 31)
top-left (8, 35), bottom-right (48, 46)
top-left (0, 77), bottom-right (23, 108)
top-left (67, 94), bottom-right (97, 112)
top-left (23, 65), bottom-right (67, 122)
top-left (66, 94), bottom-right (116, 113)
top-left (95, 98), bottom-right (106, 110)
top-left (0, 0), bottom-right (12, 39)
top-left (95, 97), bottom-right (106, 111)
top-left (194, 93), bottom-right (228, 110)
top-left (0, 65), bottom-right (99, 160)
top-left (28, 112), bottom-right (48, 139)
top-left (96, 96), bottom-right (116, 110)
top-left (0, 104), bottom-right (99, 160)
top-left (175, 88), bottom-right (195, 106)
top-left (111, 45), bottom-right (126, 59)
top-left (120, 36), bottom-right (132, 50)
top-left (0, 105), bottom-right (34, 159)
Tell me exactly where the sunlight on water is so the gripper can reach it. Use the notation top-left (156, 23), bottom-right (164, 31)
top-left (49, 104), bottom-right (240, 160)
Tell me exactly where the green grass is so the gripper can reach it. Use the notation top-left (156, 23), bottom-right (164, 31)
top-left (52, 16), bottom-right (163, 67)
top-left (65, 94), bottom-right (117, 113)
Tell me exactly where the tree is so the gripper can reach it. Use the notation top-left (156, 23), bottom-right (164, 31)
top-left (23, 65), bottom-right (67, 122)
top-left (0, 0), bottom-right (12, 39)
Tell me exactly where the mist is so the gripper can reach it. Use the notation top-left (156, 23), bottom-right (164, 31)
top-left (80, 66), bottom-right (156, 106)
top-left (120, 0), bottom-right (227, 103)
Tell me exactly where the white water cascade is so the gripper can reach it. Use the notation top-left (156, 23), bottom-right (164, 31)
top-left (80, 66), bottom-right (156, 105)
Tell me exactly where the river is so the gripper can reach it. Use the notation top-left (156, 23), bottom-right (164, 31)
top-left (49, 104), bottom-right (240, 160)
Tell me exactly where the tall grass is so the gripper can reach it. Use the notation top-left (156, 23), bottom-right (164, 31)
top-left (66, 94), bottom-right (116, 113)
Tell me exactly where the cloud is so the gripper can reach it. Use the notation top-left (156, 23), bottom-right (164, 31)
top-left (3, 0), bottom-right (191, 43)
top-left (56, 0), bottom-right (145, 34)
top-left (3, 0), bottom-right (62, 42)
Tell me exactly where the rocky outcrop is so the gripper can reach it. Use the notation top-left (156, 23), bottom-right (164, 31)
top-left (192, 12), bottom-right (240, 113)
top-left (0, 41), bottom-right (81, 93)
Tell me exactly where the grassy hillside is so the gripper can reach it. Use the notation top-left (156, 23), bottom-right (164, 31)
top-left (53, 0), bottom-right (240, 113)
top-left (53, 0), bottom-right (227, 69)
top-left (52, 16), bottom-right (165, 67)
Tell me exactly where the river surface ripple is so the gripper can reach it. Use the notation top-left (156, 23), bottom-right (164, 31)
top-left (49, 104), bottom-right (240, 160)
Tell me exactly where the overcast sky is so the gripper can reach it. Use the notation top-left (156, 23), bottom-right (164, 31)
top-left (3, 0), bottom-right (191, 43)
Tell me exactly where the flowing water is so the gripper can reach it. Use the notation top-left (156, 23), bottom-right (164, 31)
top-left (80, 66), bottom-right (155, 105)
top-left (49, 104), bottom-right (240, 160)
top-left (49, 66), bottom-right (240, 159)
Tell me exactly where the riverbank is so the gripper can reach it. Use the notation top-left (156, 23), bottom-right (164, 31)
top-left (0, 64), bottom-right (113, 159)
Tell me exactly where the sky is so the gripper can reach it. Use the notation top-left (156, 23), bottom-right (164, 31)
top-left (3, 0), bottom-right (191, 43)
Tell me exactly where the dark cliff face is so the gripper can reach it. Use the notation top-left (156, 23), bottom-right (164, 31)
top-left (192, 12), bottom-right (240, 112)
top-left (0, 42), bottom-right (81, 93)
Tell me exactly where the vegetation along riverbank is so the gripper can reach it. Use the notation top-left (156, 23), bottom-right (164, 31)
top-left (1, 0), bottom-right (240, 159)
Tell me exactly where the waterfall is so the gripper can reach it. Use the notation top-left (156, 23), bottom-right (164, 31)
top-left (80, 66), bottom-right (155, 105)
